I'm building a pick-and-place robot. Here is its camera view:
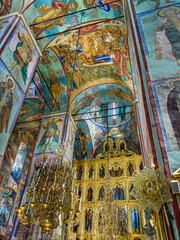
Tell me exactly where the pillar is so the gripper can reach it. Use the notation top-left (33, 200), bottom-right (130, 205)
top-left (0, 13), bottom-right (41, 165)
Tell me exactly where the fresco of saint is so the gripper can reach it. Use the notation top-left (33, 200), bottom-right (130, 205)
top-left (37, 117), bottom-right (63, 152)
top-left (8, 30), bottom-right (33, 84)
top-left (32, 1), bottom-right (78, 36)
top-left (0, 76), bottom-right (15, 134)
top-left (155, 6), bottom-right (180, 75)
top-left (76, 128), bottom-right (91, 158)
top-left (47, 69), bottom-right (65, 109)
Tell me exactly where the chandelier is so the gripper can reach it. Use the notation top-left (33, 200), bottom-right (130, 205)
top-left (17, 144), bottom-right (81, 234)
top-left (98, 185), bottom-right (126, 240)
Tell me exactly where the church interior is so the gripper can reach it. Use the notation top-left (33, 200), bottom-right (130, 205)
top-left (0, 0), bottom-right (180, 239)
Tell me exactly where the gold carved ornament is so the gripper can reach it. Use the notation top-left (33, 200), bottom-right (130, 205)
top-left (132, 167), bottom-right (172, 212)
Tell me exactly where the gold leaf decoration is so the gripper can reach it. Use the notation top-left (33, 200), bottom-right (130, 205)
top-left (132, 167), bottom-right (172, 212)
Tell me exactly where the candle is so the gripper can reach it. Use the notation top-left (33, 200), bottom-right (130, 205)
top-left (79, 196), bottom-right (82, 212)
top-left (33, 188), bottom-right (36, 202)
top-left (71, 193), bottom-right (74, 209)
top-left (77, 182), bottom-right (79, 195)
top-left (53, 176), bottom-right (57, 187)
top-left (46, 188), bottom-right (51, 203)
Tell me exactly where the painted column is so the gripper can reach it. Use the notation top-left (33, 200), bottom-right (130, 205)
top-left (0, 13), bottom-right (41, 166)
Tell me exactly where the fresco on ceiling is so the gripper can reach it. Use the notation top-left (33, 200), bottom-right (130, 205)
top-left (69, 84), bottom-right (134, 116)
top-left (16, 98), bottom-right (43, 124)
top-left (133, 0), bottom-right (179, 14)
top-left (0, 0), bottom-right (13, 16)
top-left (136, 4), bottom-right (180, 81)
top-left (152, 77), bottom-right (180, 173)
top-left (32, 0), bottom-right (79, 37)
top-left (37, 48), bottom-right (68, 113)
top-left (1, 19), bottom-right (40, 93)
top-left (52, 20), bottom-right (131, 91)
top-left (21, 0), bottom-right (123, 49)
top-left (0, 187), bottom-right (16, 228)
top-left (25, 71), bottom-right (44, 102)
top-left (74, 120), bottom-right (92, 161)
top-left (0, 60), bottom-right (24, 159)
top-left (34, 115), bottom-right (65, 154)
top-left (63, 116), bottom-right (76, 165)
top-left (11, 142), bottom-right (28, 184)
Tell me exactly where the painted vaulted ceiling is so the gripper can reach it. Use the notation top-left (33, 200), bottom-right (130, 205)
top-left (1, 0), bottom-right (139, 159)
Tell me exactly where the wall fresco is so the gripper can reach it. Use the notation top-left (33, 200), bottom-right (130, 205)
top-left (136, 4), bottom-right (180, 81)
top-left (133, 0), bottom-right (179, 14)
top-left (37, 48), bottom-right (68, 114)
top-left (0, 60), bottom-right (24, 158)
top-left (1, 19), bottom-right (40, 93)
top-left (152, 78), bottom-right (180, 173)
top-left (11, 142), bottom-right (28, 184)
top-left (0, 0), bottom-right (13, 16)
top-left (0, 187), bottom-right (16, 228)
top-left (34, 115), bottom-right (65, 154)
top-left (64, 116), bottom-right (76, 165)
top-left (74, 120), bottom-right (92, 161)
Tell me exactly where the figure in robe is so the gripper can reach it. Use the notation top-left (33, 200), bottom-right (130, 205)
top-left (0, 76), bottom-right (14, 133)
top-left (63, 54), bottom-right (82, 89)
top-left (113, 186), bottom-right (125, 200)
top-left (167, 79), bottom-right (180, 148)
top-left (32, 1), bottom-right (77, 36)
top-left (155, 6), bottom-right (180, 75)
top-left (85, 209), bottom-right (93, 231)
top-left (118, 166), bottom-right (123, 176)
top-left (88, 166), bottom-right (94, 179)
top-left (47, 69), bottom-right (65, 109)
top-left (111, 45), bottom-right (130, 77)
top-left (99, 165), bottom-right (105, 178)
top-left (109, 167), bottom-right (115, 177)
top-left (37, 117), bottom-right (62, 152)
top-left (132, 207), bottom-right (140, 233)
top-left (77, 167), bottom-right (83, 180)
top-left (129, 184), bottom-right (136, 200)
top-left (8, 30), bottom-right (33, 84)
top-left (76, 128), bottom-right (90, 158)
top-left (128, 163), bottom-right (134, 176)
top-left (99, 186), bottom-right (105, 200)
top-left (87, 186), bottom-right (93, 201)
